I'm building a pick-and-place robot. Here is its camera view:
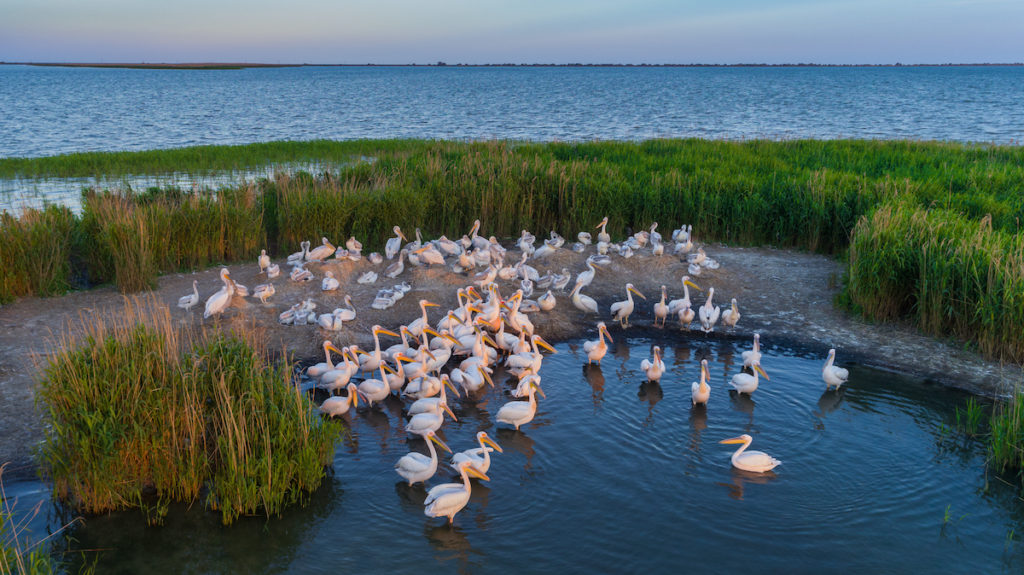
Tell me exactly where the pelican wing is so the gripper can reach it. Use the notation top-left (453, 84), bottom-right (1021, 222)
top-left (395, 452), bottom-right (432, 473)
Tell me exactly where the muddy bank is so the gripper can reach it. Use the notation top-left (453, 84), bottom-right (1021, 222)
top-left (1, 243), bottom-right (1020, 479)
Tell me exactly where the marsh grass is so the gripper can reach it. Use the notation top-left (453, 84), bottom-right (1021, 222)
top-left (36, 298), bottom-right (339, 525)
top-left (990, 390), bottom-right (1024, 476)
top-left (0, 205), bottom-right (76, 303)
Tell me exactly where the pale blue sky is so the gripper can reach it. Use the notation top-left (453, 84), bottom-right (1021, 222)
top-left (1, 0), bottom-right (1021, 64)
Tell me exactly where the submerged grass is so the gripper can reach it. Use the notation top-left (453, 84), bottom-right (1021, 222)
top-left (36, 298), bottom-right (339, 525)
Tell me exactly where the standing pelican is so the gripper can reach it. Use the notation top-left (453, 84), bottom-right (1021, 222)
top-left (307, 340), bottom-right (342, 378)
top-left (258, 249), bottom-right (270, 273)
top-left (496, 377), bottom-right (544, 430)
top-left (307, 237), bottom-right (336, 262)
top-left (653, 285), bottom-right (669, 327)
top-left (610, 283), bottom-right (646, 328)
top-left (395, 430), bottom-right (452, 486)
top-left (575, 256), bottom-right (598, 289)
top-left (720, 434), bottom-right (781, 473)
top-left (721, 298), bottom-right (741, 329)
top-left (822, 349), bottom-right (850, 390)
top-left (640, 346), bottom-right (666, 382)
top-left (596, 216), bottom-right (610, 244)
top-left (583, 322), bottom-right (613, 365)
top-left (692, 359), bottom-right (711, 405)
top-left (730, 362), bottom-right (769, 395)
top-left (319, 383), bottom-right (362, 417)
top-left (742, 333), bottom-right (761, 368)
top-left (358, 363), bottom-right (396, 407)
top-left (253, 283), bottom-right (275, 303)
top-left (452, 431), bottom-right (503, 475)
top-left (287, 240), bottom-right (310, 265)
top-left (699, 287), bottom-right (721, 333)
top-left (669, 276), bottom-right (701, 330)
top-left (203, 268), bottom-right (233, 319)
top-left (386, 226), bottom-right (407, 260)
top-left (178, 280), bottom-right (199, 311)
top-left (424, 460), bottom-right (489, 525)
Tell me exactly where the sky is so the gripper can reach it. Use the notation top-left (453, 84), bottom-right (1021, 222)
top-left (1, 0), bottom-right (1021, 64)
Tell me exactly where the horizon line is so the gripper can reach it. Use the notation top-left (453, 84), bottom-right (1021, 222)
top-left (3, 61), bottom-right (1024, 70)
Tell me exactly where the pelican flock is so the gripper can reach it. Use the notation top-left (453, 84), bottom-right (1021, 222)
top-left (173, 213), bottom-right (855, 525)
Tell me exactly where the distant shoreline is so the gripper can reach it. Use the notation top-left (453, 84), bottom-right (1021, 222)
top-left (2, 61), bottom-right (1022, 70)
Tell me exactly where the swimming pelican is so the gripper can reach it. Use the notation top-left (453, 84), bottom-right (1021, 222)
top-left (596, 216), bottom-right (610, 244)
top-left (570, 282), bottom-right (599, 315)
top-left (720, 434), bottom-right (781, 473)
top-left (583, 322), bottom-right (613, 365)
top-left (258, 249), bottom-right (270, 273)
top-left (822, 348), bottom-right (850, 390)
top-left (699, 287), bottom-right (721, 333)
top-left (386, 226), bottom-right (407, 260)
top-left (287, 240), bottom-right (310, 265)
top-left (253, 283), bottom-right (275, 303)
top-left (610, 283), bottom-right (646, 328)
top-left (653, 285), bottom-right (669, 327)
top-left (721, 298), bottom-right (740, 329)
top-left (385, 249), bottom-right (408, 278)
top-left (319, 383), bottom-right (363, 417)
top-left (496, 377), bottom-right (545, 430)
top-left (395, 430), bottom-right (452, 486)
top-left (452, 431), bottom-right (503, 475)
top-left (178, 280), bottom-right (199, 311)
top-left (203, 269), bottom-right (233, 319)
top-left (321, 270), bottom-right (339, 291)
top-left (742, 333), bottom-right (761, 368)
top-left (668, 276), bottom-right (701, 330)
top-left (640, 346), bottom-right (666, 382)
top-left (692, 359), bottom-right (711, 405)
top-left (424, 459), bottom-right (489, 525)
top-left (307, 237), bottom-right (336, 262)
top-left (730, 362), bottom-right (769, 395)
top-left (405, 401), bottom-right (458, 435)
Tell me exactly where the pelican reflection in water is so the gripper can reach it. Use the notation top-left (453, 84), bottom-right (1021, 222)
top-left (637, 380), bottom-right (663, 428)
top-left (716, 467), bottom-right (779, 501)
top-left (583, 363), bottom-right (605, 409)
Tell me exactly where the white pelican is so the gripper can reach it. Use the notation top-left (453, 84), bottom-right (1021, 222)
top-left (742, 333), bottom-right (762, 368)
top-left (583, 322), bottom-right (613, 365)
top-left (610, 283), bottom-right (646, 328)
top-left (258, 249), bottom-right (270, 273)
top-left (307, 237), bottom-right (336, 262)
top-left (319, 347), bottom-right (360, 391)
top-left (290, 265), bottom-right (313, 283)
top-left (358, 363), bottom-right (396, 407)
top-left (450, 365), bottom-right (494, 394)
top-left (653, 285), bottom-right (669, 327)
top-left (357, 271), bottom-right (378, 284)
top-left (395, 430), bottom-right (452, 486)
top-left (415, 244), bottom-right (446, 266)
top-left (668, 276), bottom-right (701, 330)
top-left (576, 256), bottom-right (598, 289)
top-left (730, 362), bottom-right (769, 395)
top-left (307, 340), bottom-right (342, 378)
top-left (538, 290), bottom-right (556, 311)
top-left (408, 374), bottom-right (460, 416)
top-left (532, 241), bottom-right (556, 259)
top-left (405, 401), bottom-right (457, 435)
top-left (472, 265), bottom-right (498, 287)
top-left (408, 299), bottom-right (440, 337)
top-left (358, 325), bottom-right (400, 372)
top-left (386, 226), bottom-right (407, 259)
top-left (319, 383), bottom-right (363, 417)
top-left (640, 346), bottom-right (666, 382)
top-left (452, 431), bottom-right (503, 475)
top-left (721, 298), bottom-right (740, 329)
top-left (822, 349), bottom-right (850, 390)
top-left (385, 249), bottom-right (408, 278)
top-left (203, 268), bottom-right (233, 319)
top-left (287, 240), bottom-right (310, 265)
top-left (266, 263), bottom-right (280, 279)
top-left (570, 282), bottom-right (599, 315)
top-left (720, 434), bottom-right (781, 473)
top-left (437, 235), bottom-right (462, 256)
top-left (321, 270), bottom-right (339, 291)
top-left (335, 294), bottom-right (356, 323)
top-left (253, 283), bottom-right (275, 303)
top-left (596, 216), bottom-right (610, 244)
top-left (692, 359), bottom-right (711, 406)
top-left (505, 334), bottom-right (556, 376)
top-left (496, 377), bottom-right (545, 430)
top-left (178, 280), bottom-right (199, 311)
top-left (395, 351), bottom-right (436, 384)
top-left (368, 252), bottom-right (383, 265)
top-left (649, 222), bottom-right (662, 246)
top-left (578, 231), bottom-right (592, 245)
top-left (403, 374), bottom-right (443, 400)
top-left (698, 287), bottom-right (721, 333)
top-left (469, 220), bottom-right (490, 251)
top-left (552, 268), bottom-right (572, 291)
top-left (424, 460), bottom-right (489, 525)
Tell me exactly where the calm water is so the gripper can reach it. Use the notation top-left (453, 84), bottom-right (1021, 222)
top-left (8, 335), bottom-right (1022, 573)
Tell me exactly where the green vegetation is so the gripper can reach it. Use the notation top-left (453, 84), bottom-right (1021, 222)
top-left (36, 300), bottom-right (340, 525)
top-left (990, 391), bottom-right (1024, 476)
top-left (0, 205), bottom-right (76, 302)
top-left (2, 138), bottom-right (1022, 361)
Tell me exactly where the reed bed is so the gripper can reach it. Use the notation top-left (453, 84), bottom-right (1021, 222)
top-left (36, 299), bottom-right (339, 524)
top-left (0, 205), bottom-right (76, 303)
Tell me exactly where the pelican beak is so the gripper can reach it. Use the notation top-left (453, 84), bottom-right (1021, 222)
top-left (394, 353), bottom-right (409, 363)
top-left (448, 313), bottom-right (464, 325)
top-left (478, 366), bottom-right (494, 387)
top-left (720, 436), bottom-right (747, 445)
top-left (424, 301), bottom-right (440, 308)
top-left (535, 337), bottom-right (557, 353)
top-left (429, 433), bottom-right (453, 453)
top-left (532, 380), bottom-right (547, 399)
top-left (381, 363), bottom-right (397, 375)
top-left (482, 334), bottom-right (500, 349)
top-left (684, 279), bottom-right (703, 292)
top-left (600, 324), bottom-right (614, 343)
top-left (701, 363), bottom-right (709, 381)
top-left (629, 286), bottom-right (647, 300)
top-left (377, 328), bottom-right (400, 337)
top-left (443, 376), bottom-right (461, 397)
top-left (424, 327), bottom-right (441, 338)
top-left (424, 348), bottom-right (437, 361)
top-left (482, 434), bottom-right (503, 453)
top-left (466, 466), bottom-right (490, 481)
top-left (326, 343), bottom-right (345, 355)
top-left (443, 333), bottom-right (461, 345)
top-left (442, 403), bottom-right (458, 422)
top-left (349, 391), bottom-right (359, 408)
top-left (467, 287), bottom-right (481, 300)
top-left (353, 348), bottom-right (371, 357)
top-left (398, 230), bottom-right (408, 241)
top-left (755, 364), bottom-right (770, 380)
top-left (414, 246), bottom-right (429, 254)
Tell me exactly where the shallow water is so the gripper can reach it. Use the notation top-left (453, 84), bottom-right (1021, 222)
top-left (7, 333), bottom-right (1022, 572)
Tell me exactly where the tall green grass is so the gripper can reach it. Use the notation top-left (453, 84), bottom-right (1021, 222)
top-left (0, 205), bottom-right (76, 303)
top-left (36, 299), bottom-right (339, 524)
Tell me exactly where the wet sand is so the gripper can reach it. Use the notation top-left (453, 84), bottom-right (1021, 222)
top-left (1, 243), bottom-right (1020, 479)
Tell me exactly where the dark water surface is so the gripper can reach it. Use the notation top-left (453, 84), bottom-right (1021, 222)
top-left (7, 334), bottom-right (1023, 573)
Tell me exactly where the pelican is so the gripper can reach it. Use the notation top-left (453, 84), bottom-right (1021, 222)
top-left (596, 216), bottom-right (610, 244)
top-left (319, 347), bottom-right (360, 391)
top-left (576, 256), bottom-right (598, 289)
top-left (742, 333), bottom-right (762, 368)
top-left (730, 362), bottom-right (769, 395)
top-left (358, 325), bottom-right (400, 372)
top-left (452, 431), bottom-right (503, 475)
top-left (321, 270), bottom-right (339, 291)
top-left (505, 334), bottom-right (556, 376)
top-left (228, 276), bottom-right (248, 297)
top-left (424, 459), bottom-right (489, 525)
top-left (396, 351), bottom-right (437, 384)
top-left (317, 309), bottom-right (346, 331)
top-left (640, 346), bottom-right (666, 382)
top-left (721, 298), bottom-right (740, 329)
top-left (583, 322), bottom-right (613, 365)
top-left (287, 240), bottom-right (310, 265)
top-left (468, 220), bottom-right (490, 251)
top-left (720, 434), bottom-right (781, 473)
top-left (307, 340), bottom-right (342, 378)
top-left (408, 374), bottom-right (461, 416)
top-left (266, 263), bottom-right (280, 279)
top-left (538, 290), bottom-right (556, 311)
top-left (358, 363), bottom-right (396, 407)
top-left (414, 244), bottom-right (446, 266)
top-left (496, 377), bottom-right (544, 430)
top-left (570, 282), bottom-right (599, 315)
top-left (319, 383), bottom-right (362, 417)
top-left (203, 268), bottom-right (233, 319)
top-left (610, 283), bottom-right (646, 328)
top-left (405, 401), bottom-right (457, 435)
top-left (385, 249), bottom-right (408, 278)
top-left (551, 268), bottom-right (572, 291)
top-left (395, 430), bottom-right (452, 486)
top-left (577, 231), bottom-right (592, 245)
top-left (358, 271), bottom-right (378, 284)
top-left (692, 359), bottom-right (711, 405)
top-left (450, 365), bottom-right (494, 394)
top-left (335, 294), bottom-right (356, 323)
top-left (258, 249), bottom-right (270, 273)
top-left (178, 280), bottom-right (199, 311)
top-left (668, 276), bottom-right (701, 330)
top-left (368, 252), bottom-right (383, 265)
top-left (408, 299), bottom-right (440, 337)
top-left (699, 287), bottom-right (721, 333)
top-left (290, 265), bottom-right (313, 283)
top-left (652, 285), bottom-right (669, 327)
top-left (386, 226), bottom-right (407, 259)
top-left (649, 222), bottom-right (662, 246)
top-left (307, 237), bottom-right (336, 262)
top-left (822, 349), bottom-right (850, 390)
top-left (253, 283), bottom-right (275, 303)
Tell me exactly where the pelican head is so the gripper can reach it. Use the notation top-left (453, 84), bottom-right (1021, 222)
top-left (425, 430), bottom-right (453, 453)
top-left (453, 459), bottom-right (490, 481)
top-left (598, 321), bottom-right (613, 342)
top-left (420, 299), bottom-right (440, 309)
top-left (595, 216), bottom-right (608, 229)
top-left (478, 431), bottom-right (503, 453)
top-left (532, 335), bottom-right (557, 353)
top-left (682, 276), bottom-right (702, 291)
top-left (626, 283), bottom-right (646, 299)
top-left (373, 325), bottom-right (400, 338)
top-left (393, 226), bottom-right (407, 241)
top-left (477, 366), bottom-right (495, 387)
top-left (753, 362), bottom-right (769, 380)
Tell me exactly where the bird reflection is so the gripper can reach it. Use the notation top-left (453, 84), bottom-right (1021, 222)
top-left (716, 468), bottom-right (778, 501)
top-left (424, 522), bottom-right (481, 571)
top-left (637, 380), bottom-right (663, 428)
top-left (496, 428), bottom-right (536, 473)
top-left (358, 404), bottom-right (392, 454)
top-left (728, 390), bottom-right (756, 427)
top-left (614, 338), bottom-right (630, 363)
top-left (672, 344), bottom-right (692, 366)
top-left (719, 347), bottom-right (735, 378)
top-left (583, 364), bottom-right (605, 409)
top-left (394, 480), bottom-right (429, 511)
top-left (813, 387), bottom-right (846, 430)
